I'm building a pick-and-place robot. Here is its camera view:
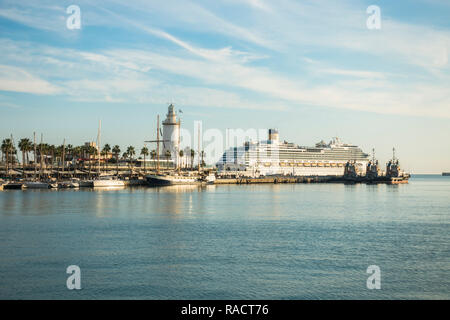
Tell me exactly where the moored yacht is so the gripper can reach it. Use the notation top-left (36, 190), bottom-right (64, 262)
top-left (146, 172), bottom-right (216, 186)
top-left (23, 181), bottom-right (58, 189)
top-left (58, 179), bottom-right (80, 188)
top-left (93, 176), bottom-right (125, 188)
top-left (146, 173), bottom-right (200, 186)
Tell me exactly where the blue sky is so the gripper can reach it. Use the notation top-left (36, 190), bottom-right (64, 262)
top-left (0, 0), bottom-right (449, 173)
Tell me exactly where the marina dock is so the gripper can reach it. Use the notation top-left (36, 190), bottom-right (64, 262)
top-left (214, 175), bottom-right (335, 184)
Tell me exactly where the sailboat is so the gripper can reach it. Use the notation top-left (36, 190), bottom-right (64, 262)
top-left (22, 133), bottom-right (58, 189)
top-left (145, 112), bottom-right (215, 186)
top-left (91, 120), bottom-right (125, 188)
top-left (93, 175), bottom-right (125, 188)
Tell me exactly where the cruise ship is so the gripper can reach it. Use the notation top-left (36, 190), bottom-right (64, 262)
top-left (217, 129), bottom-right (369, 176)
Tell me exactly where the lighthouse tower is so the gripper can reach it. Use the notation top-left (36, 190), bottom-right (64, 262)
top-left (162, 104), bottom-right (180, 167)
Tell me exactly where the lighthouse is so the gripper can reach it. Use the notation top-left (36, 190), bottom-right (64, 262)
top-left (162, 103), bottom-right (180, 167)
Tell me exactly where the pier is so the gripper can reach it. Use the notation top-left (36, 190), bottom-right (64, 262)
top-left (214, 175), bottom-right (335, 184)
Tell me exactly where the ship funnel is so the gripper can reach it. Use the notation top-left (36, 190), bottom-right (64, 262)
top-left (268, 129), bottom-right (279, 143)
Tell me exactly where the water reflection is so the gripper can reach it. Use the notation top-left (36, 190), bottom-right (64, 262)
top-left (0, 180), bottom-right (424, 220)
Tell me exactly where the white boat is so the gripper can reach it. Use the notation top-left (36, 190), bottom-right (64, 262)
top-left (204, 173), bottom-right (216, 184)
top-left (217, 129), bottom-right (370, 176)
top-left (93, 177), bottom-right (125, 188)
top-left (146, 173), bottom-right (201, 186)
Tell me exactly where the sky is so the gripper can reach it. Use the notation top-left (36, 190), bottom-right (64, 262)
top-left (0, 0), bottom-right (449, 173)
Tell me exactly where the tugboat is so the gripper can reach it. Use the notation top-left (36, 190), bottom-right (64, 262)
top-left (378, 148), bottom-right (411, 184)
top-left (343, 160), bottom-right (363, 183)
top-left (365, 149), bottom-right (380, 183)
top-left (383, 148), bottom-right (410, 184)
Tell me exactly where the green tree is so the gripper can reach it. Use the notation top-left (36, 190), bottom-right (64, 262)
top-left (102, 143), bottom-right (111, 172)
top-left (165, 150), bottom-right (171, 169)
top-left (190, 148), bottom-right (195, 169)
top-left (140, 146), bottom-right (149, 173)
top-left (201, 150), bottom-right (206, 168)
top-left (1, 138), bottom-right (14, 174)
top-left (150, 149), bottom-right (157, 169)
top-left (18, 138), bottom-right (32, 177)
top-left (112, 145), bottom-right (121, 175)
top-left (127, 146), bottom-right (135, 173)
top-left (179, 149), bottom-right (184, 169)
top-left (86, 145), bottom-right (97, 178)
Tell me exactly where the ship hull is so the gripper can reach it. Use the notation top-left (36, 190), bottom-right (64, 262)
top-left (58, 181), bottom-right (80, 188)
top-left (2, 182), bottom-right (23, 190)
top-left (146, 175), bottom-right (200, 186)
top-left (93, 180), bottom-right (125, 188)
top-left (23, 182), bottom-right (52, 189)
top-left (79, 180), bottom-right (94, 187)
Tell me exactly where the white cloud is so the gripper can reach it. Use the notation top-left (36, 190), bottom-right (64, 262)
top-left (0, 65), bottom-right (60, 95)
top-left (0, 1), bottom-right (449, 118)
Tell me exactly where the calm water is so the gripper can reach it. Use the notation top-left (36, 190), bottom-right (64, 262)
top-left (0, 175), bottom-right (449, 299)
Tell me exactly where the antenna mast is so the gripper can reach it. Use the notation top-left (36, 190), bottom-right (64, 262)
top-left (157, 115), bottom-right (160, 174)
top-left (97, 120), bottom-right (101, 176)
top-left (33, 132), bottom-right (37, 181)
top-left (62, 138), bottom-right (66, 179)
top-left (39, 133), bottom-right (43, 180)
top-left (198, 125), bottom-right (201, 174)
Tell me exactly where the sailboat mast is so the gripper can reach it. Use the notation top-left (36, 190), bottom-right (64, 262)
top-left (39, 133), bottom-right (43, 180)
top-left (33, 132), bottom-right (37, 181)
top-left (198, 125), bottom-right (201, 174)
top-left (178, 116), bottom-right (181, 173)
top-left (97, 120), bottom-right (101, 176)
top-left (157, 115), bottom-right (160, 174)
top-left (62, 138), bottom-right (66, 179)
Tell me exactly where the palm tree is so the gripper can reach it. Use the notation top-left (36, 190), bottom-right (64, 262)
top-left (55, 145), bottom-right (63, 178)
top-left (19, 138), bottom-right (32, 177)
top-left (72, 146), bottom-right (82, 176)
top-left (1, 138), bottom-right (14, 174)
top-left (179, 150), bottom-right (184, 169)
top-left (65, 144), bottom-right (73, 174)
top-left (122, 151), bottom-right (128, 173)
top-left (201, 150), bottom-right (206, 168)
top-left (140, 146), bottom-right (149, 173)
top-left (37, 143), bottom-right (50, 172)
top-left (165, 150), bottom-right (171, 169)
top-left (112, 145), bottom-right (120, 175)
top-left (150, 149), bottom-right (156, 170)
top-left (49, 144), bottom-right (56, 173)
top-left (87, 145), bottom-right (97, 178)
top-left (102, 143), bottom-right (111, 172)
top-left (127, 146), bottom-right (135, 173)
top-left (190, 148), bottom-right (195, 169)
